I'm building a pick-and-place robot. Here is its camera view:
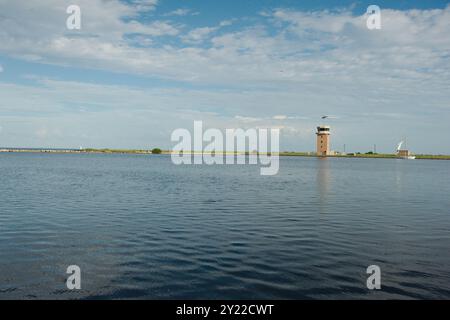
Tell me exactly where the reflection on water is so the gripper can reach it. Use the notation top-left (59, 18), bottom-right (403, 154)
top-left (317, 158), bottom-right (331, 213)
top-left (0, 153), bottom-right (450, 299)
top-left (395, 159), bottom-right (405, 194)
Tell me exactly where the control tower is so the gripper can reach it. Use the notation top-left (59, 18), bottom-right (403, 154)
top-left (316, 126), bottom-right (331, 156)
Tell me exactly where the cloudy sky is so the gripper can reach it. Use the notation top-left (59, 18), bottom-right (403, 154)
top-left (0, 0), bottom-right (449, 153)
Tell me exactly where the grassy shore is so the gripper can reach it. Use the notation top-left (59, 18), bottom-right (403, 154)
top-left (279, 152), bottom-right (398, 158)
top-left (1, 148), bottom-right (450, 160)
top-left (415, 154), bottom-right (450, 160)
top-left (83, 148), bottom-right (152, 154)
top-left (0, 148), bottom-right (151, 154)
top-left (279, 152), bottom-right (450, 160)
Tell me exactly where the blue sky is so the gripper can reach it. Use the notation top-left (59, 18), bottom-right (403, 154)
top-left (0, 0), bottom-right (449, 153)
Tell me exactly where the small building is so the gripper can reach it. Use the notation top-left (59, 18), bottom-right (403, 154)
top-left (316, 126), bottom-right (331, 156)
top-left (398, 149), bottom-right (411, 157)
top-left (396, 140), bottom-right (415, 159)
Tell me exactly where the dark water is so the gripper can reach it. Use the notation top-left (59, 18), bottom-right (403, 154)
top-left (0, 153), bottom-right (449, 299)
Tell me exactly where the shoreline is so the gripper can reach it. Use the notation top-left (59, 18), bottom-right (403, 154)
top-left (1, 148), bottom-right (450, 160)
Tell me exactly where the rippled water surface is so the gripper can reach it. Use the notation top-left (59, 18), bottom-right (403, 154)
top-left (0, 153), bottom-right (449, 299)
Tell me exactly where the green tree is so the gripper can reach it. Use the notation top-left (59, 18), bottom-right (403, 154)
top-left (151, 148), bottom-right (162, 154)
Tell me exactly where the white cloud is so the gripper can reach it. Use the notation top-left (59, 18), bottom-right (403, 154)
top-left (129, 0), bottom-right (158, 12)
top-left (181, 20), bottom-right (232, 44)
top-left (0, 0), bottom-right (178, 45)
top-left (1, 1), bottom-right (449, 88)
top-left (182, 26), bottom-right (218, 44)
top-left (219, 20), bottom-right (233, 27)
top-left (234, 115), bottom-right (263, 123)
top-left (165, 8), bottom-right (199, 16)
